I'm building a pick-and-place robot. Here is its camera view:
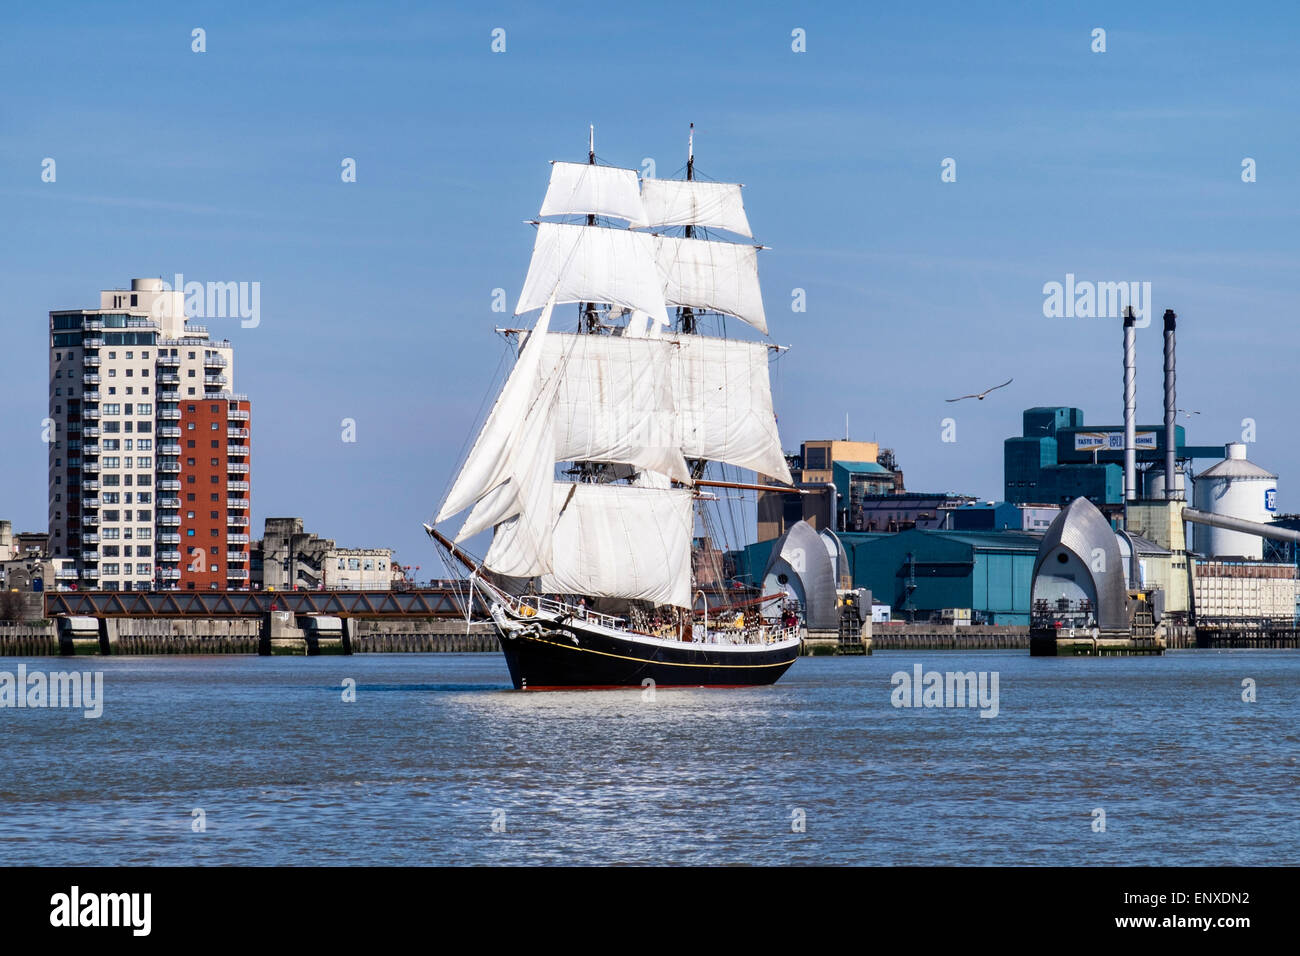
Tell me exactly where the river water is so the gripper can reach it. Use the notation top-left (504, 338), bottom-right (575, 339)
top-left (2, 650), bottom-right (1296, 865)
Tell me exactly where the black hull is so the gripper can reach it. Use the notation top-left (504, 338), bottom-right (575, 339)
top-left (494, 619), bottom-right (800, 690)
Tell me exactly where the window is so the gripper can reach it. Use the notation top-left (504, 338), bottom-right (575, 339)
top-left (348, 558), bottom-right (361, 570)
top-left (104, 457), bottom-right (120, 468)
top-left (187, 529), bottom-right (195, 537)
top-left (186, 458), bottom-right (195, 466)
top-left (187, 494), bottom-right (195, 501)
top-left (138, 403), bottom-right (152, 414)
top-left (209, 511), bottom-right (218, 519)
top-left (137, 564), bottom-right (151, 575)
top-left (104, 510), bottom-right (120, 521)
top-left (210, 422), bottom-right (219, 430)
top-left (186, 511), bottom-right (195, 519)
top-left (210, 458), bottom-right (218, 467)
top-left (103, 546), bottom-right (120, 557)
top-left (104, 440), bottom-right (119, 450)
top-left (187, 423), bottom-right (195, 430)
top-left (187, 440), bottom-right (196, 448)
top-left (363, 559), bottom-right (374, 571)
top-left (210, 440), bottom-right (218, 448)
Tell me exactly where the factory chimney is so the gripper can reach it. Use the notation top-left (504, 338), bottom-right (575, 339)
top-left (1163, 309), bottom-right (1177, 500)
top-left (1123, 306), bottom-right (1137, 502)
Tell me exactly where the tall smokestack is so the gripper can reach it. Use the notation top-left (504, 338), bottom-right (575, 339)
top-left (1123, 306), bottom-right (1137, 502)
top-left (1163, 309), bottom-right (1177, 500)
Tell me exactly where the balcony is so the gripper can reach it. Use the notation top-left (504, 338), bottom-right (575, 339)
top-left (227, 462), bottom-right (250, 475)
top-left (83, 533), bottom-right (99, 544)
top-left (158, 479), bottom-right (181, 491)
top-left (158, 532), bottom-right (180, 545)
top-left (227, 568), bottom-right (250, 580)
top-left (158, 497), bottom-right (181, 508)
top-left (82, 515), bottom-right (99, 527)
top-left (83, 337), bottom-right (104, 348)
top-left (83, 355), bottom-right (102, 367)
top-left (84, 391), bottom-right (101, 402)
top-left (81, 551), bottom-right (99, 562)
top-left (227, 444), bottom-right (249, 457)
top-left (158, 461), bottom-right (181, 473)
top-left (226, 498), bottom-right (249, 509)
top-left (159, 551), bottom-right (182, 562)
top-left (228, 515), bottom-right (250, 527)
top-left (227, 481), bottom-right (249, 492)
top-left (83, 408), bottom-right (101, 420)
top-left (82, 480), bottom-right (100, 492)
top-left (56, 568), bottom-right (79, 580)
top-left (83, 374), bottom-right (101, 385)
top-left (159, 443), bottom-right (182, 455)
top-left (82, 461), bottom-right (100, 474)
top-left (82, 497), bottom-right (101, 508)
top-left (227, 427), bottom-right (250, 439)
top-left (158, 426), bottom-right (181, 438)
top-left (158, 515), bottom-right (181, 527)
top-left (204, 375), bottom-right (228, 387)
top-left (156, 373), bottom-right (180, 384)
top-left (82, 569), bottom-right (100, 580)
top-left (158, 568), bottom-right (180, 580)
top-left (158, 408), bottom-right (180, 420)
top-left (158, 355), bottom-right (181, 367)
top-left (82, 443), bottom-right (99, 455)
top-left (204, 355), bottom-right (228, 367)
top-left (227, 534), bottom-right (250, 545)
top-left (228, 409), bottom-right (250, 422)
top-left (83, 318), bottom-right (103, 330)
top-left (226, 550), bottom-right (248, 562)
top-left (82, 426), bottom-right (100, 438)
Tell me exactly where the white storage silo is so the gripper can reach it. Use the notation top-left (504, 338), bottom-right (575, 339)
top-left (1192, 443), bottom-right (1278, 559)
top-left (1144, 466), bottom-right (1186, 500)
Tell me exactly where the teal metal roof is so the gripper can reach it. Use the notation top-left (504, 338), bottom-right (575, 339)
top-left (833, 460), bottom-right (891, 474)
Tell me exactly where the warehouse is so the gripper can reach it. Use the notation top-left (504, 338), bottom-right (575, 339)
top-left (840, 529), bottom-right (1041, 625)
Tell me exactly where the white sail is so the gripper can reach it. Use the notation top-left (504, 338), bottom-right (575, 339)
top-left (651, 235), bottom-right (767, 335)
top-left (539, 483), bottom-right (694, 608)
top-left (639, 179), bottom-right (752, 238)
top-left (436, 299), bottom-right (557, 524)
top-left (539, 161), bottom-right (648, 226)
top-left (672, 335), bottom-right (793, 484)
top-left (542, 333), bottom-right (690, 483)
top-left (516, 222), bottom-right (669, 326)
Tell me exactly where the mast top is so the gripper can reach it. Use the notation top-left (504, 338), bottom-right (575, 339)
top-left (687, 122), bottom-right (694, 181)
top-left (588, 124), bottom-right (595, 165)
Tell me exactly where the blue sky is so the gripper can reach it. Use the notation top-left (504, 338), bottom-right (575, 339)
top-left (1, 1), bottom-right (1297, 575)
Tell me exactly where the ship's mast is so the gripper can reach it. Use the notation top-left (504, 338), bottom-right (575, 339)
top-left (582, 124), bottom-right (600, 334)
top-left (680, 123), bottom-right (697, 336)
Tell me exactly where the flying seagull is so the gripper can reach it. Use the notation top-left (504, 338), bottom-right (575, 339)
top-left (1177, 408), bottom-right (1201, 419)
top-left (946, 378), bottom-right (1013, 403)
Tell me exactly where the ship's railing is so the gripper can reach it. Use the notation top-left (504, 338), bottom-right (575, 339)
top-left (505, 591), bottom-right (802, 645)
top-left (513, 594), bottom-right (626, 631)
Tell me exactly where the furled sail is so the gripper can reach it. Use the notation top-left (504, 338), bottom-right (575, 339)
top-left (639, 179), bottom-right (752, 238)
top-left (651, 235), bottom-right (767, 335)
top-left (541, 333), bottom-right (690, 483)
top-left (515, 222), bottom-right (669, 326)
top-left (537, 483), bottom-right (695, 608)
top-left (671, 335), bottom-right (793, 484)
top-left (539, 161), bottom-right (648, 226)
top-left (436, 299), bottom-right (558, 525)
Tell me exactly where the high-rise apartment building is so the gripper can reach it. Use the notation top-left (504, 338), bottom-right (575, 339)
top-left (48, 278), bottom-right (252, 591)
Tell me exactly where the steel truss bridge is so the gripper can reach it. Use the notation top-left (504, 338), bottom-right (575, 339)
top-left (45, 588), bottom-right (483, 619)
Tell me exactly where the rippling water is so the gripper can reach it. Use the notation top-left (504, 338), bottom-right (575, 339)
top-left (2, 650), bottom-right (1296, 865)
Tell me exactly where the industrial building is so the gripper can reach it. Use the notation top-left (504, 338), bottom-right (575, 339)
top-left (48, 278), bottom-right (253, 591)
top-left (255, 518), bottom-right (396, 591)
top-left (757, 439), bottom-right (903, 540)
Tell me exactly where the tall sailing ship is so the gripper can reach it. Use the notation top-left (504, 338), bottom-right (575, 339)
top-left (428, 126), bottom-right (803, 689)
